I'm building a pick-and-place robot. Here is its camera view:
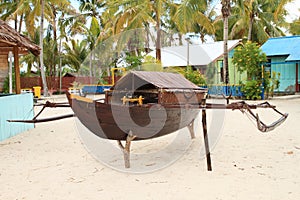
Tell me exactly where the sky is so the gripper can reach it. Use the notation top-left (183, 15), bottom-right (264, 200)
top-left (212, 0), bottom-right (300, 22)
top-left (69, 0), bottom-right (300, 23)
top-left (285, 0), bottom-right (300, 22)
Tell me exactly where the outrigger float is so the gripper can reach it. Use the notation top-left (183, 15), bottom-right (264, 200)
top-left (9, 71), bottom-right (288, 170)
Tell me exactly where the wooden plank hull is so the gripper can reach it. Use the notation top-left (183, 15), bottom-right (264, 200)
top-left (70, 97), bottom-right (199, 141)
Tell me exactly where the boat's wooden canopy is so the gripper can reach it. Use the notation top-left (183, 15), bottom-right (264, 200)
top-left (111, 71), bottom-right (206, 92)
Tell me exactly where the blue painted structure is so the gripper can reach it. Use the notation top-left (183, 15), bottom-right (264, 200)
top-left (82, 85), bottom-right (111, 94)
top-left (0, 93), bottom-right (34, 141)
top-left (261, 36), bottom-right (300, 93)
top-left (201, 85), bottom-right (243, 97)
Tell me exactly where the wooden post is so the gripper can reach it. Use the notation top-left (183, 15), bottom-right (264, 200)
top-left (13, 46), bottom-right (21, 94)
top-left (187, 119), bottom-right (196, 139)
top-left (117, 130), bottom-right (136, 168)
top-left (296, 63), bottom-right (299, 92)
top-left (201, 99), bottom-right (212, 171)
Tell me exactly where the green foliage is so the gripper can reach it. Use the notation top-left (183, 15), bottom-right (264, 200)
top-left (232, 41), bottom-right (267, 79)
top-left (241, 80), bottom-right (262, 100)
top-left (168, 66), bottom-right (206, 85)
top-left (141, 55), bottom-right (162, 71)
top-left (184, 66), bottom-right (206, 85)
top-left (263, 71), bottom-right (281, 98)
top-left (290, 18), bottom-right (300, 35)
top-left (125, 53), bottom-right (143, 70)
top-left (232, 41), bottom-right (267, 100)
top-left (2, 75), bottom-right (14, 94)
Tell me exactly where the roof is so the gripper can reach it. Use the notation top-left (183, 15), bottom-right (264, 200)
top-left (261, 36), bottom-right (300, 61)
top-left (111, 71), bottom-right (203, 90)
top-left (0, 19), bottom-right (40, 56)
top-left (148, 40), bottom-right (241, 67)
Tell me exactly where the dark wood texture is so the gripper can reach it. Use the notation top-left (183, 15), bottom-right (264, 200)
top-left (70, 96), bottom-right (200, 141)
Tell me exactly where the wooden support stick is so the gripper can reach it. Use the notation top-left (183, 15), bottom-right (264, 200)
top-left (117, 130), bottom-right (136, 168)
top-left (187, 119), bottom-right (196, 139)
top-left (202, 100), bottom-right (212, 171)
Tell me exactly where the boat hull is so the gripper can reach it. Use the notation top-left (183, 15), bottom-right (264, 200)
top-left (70, 97), bottom-right (199, 141)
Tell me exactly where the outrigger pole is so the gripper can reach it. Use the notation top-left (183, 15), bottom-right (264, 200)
top-left (8, 100), bottom-right (288, 170)
top-left (7, 101), bottom-right (74, 123)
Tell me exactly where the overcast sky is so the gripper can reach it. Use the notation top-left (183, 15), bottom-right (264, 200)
top-left (285, 0), bottom-right (300, 22)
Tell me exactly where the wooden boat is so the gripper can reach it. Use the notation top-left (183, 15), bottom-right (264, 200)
top-left (9, 71), bottom-right (288, 170)
top-left (67, 71), bottom-right (207, 141)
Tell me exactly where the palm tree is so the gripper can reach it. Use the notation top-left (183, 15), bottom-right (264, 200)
top-left (63, 39), bottom-right (88, 72)
top-left (221, 0), bottom-right (230, 85)
top-left (13, 0), bottom-right (72, 96)
top-left (85, 16), bottom-right (101, 77)
top-left (20, 28), bottom-right (40, 76)
top-left (108, 0), bottom-right (174, 62)
top-left (228, 0), bottom-right (291, 44)
top-left (172, 0), bottom-right (215, 43)
top-left (39, 0), bottom-right (49, 96)
top-left (0, 0), bottom-right (21, 31)
top-left (290, 17), bottom-right (300, 35)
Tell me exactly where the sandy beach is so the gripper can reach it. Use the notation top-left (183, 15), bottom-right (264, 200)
top-left (0, 96), bottom-right (299, 200)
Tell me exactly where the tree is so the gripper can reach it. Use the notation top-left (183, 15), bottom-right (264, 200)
top-left (232, 41), bottom-right (267, 79)
top-left (108, 0), bottom-right (174, 62)
top-left (20, 28), bottom-right (40, 76)
top-left (63, 39), bottom-right (88, 72)
top-left (172, 0), bottom-right (215, 43)
top-left (2, 0), bottom-right (71, 96)
top-left (0, 0), bottom-right (20, 31)
top-left (40, 0), bottom-right (49, 96)
top-left (221, 0), bottom-right (230, 85)
top-left (232, 41), bottom-right (267, 99)
top-left (290, 17), bottom-right (300, 35)
top-left (227, 0), bottom-right (290, 44)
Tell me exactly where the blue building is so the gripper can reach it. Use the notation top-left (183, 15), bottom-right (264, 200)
top-left (261, 36), bottom-right (300, 93)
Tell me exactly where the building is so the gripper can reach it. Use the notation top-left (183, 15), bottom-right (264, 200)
top-left (148, 39), bottom-right (243, 85)
top-left (0, 19), bottom-right (40, 93)
top-left (261, 36), bottom-right (300, 93)
top-left (0, 20), bottom-right (40, 141)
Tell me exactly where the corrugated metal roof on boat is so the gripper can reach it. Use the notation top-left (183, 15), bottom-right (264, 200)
top-left (111, 71), bottom-right (206, 90)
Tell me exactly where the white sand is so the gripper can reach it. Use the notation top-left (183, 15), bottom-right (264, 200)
top-left (0, 96), bottom-right (299, 199)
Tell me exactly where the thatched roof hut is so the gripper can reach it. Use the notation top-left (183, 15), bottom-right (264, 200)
top-left (0, 19), bottom-right (40, 93)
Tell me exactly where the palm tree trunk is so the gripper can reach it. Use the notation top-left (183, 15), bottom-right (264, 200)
top-left (89, 53), bottom-right (93, 80)
top-left (52, 6), bottom-right (58, 78)
top-left (222, 0), bottom-right (230, 85)
top-left (223, 17), bottom-right (229, 85)
top-left (247, 14), bottom-right (254, 41)
top-left (40, 0), bottom-right (49, 97)
top-left (18, 14), bottom-right (23, 33)
top-left (155, 12), bottom-right (161, 62)
top-left (156, 28), bottom-right (161, 61)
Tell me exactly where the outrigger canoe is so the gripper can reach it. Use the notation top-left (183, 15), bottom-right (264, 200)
top-left (66, 71), bottom-right (206, 141)
top-left (9, 71), bottom-right (288, 169)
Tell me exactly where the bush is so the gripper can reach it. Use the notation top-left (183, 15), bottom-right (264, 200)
top-left (184, 66), bottom-right (206, 85)
top-left (241, 80), bottom-right (262, 100)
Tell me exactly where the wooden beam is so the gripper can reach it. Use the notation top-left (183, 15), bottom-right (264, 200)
top-left (0, 39), bottom-right (16, 46)
top-left (201, 99), bottom-right (212, 171)
top-left (296, 63), bottom-right (299, 92)
top-left (13, 46), bottom-right (21, 94)
top-left (0, 47), bottom-right (29, 55)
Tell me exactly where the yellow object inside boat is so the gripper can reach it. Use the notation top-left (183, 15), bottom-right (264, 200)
top-left (121, 95), bottom-right (144, 105)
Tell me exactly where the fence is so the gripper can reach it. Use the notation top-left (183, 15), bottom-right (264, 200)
top-left (20, 76), bottom-right (122, 93)
top-left (0, 93), bottom-right (34, 141)
top-left (201, 85), bottom-right (243, 97)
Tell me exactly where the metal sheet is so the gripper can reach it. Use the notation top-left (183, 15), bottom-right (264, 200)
top-left (112, 71), bottom-right (207, 91)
